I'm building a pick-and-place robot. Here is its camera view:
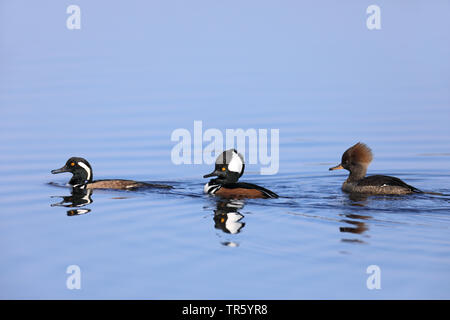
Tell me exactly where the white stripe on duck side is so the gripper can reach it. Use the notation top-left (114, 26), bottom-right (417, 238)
top-left (204, 182), bottom-right (221, 194)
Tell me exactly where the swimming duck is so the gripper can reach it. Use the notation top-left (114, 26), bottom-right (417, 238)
top-left (203, 149), bottom-right (278, 199)
top-left (51, 157), bottom-right (172, 190)
top-left (329, 142), bottom-right (421, 195)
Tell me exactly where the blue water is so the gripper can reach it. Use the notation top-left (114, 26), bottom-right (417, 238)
top-left (1, 1), bottom-right (449, 299)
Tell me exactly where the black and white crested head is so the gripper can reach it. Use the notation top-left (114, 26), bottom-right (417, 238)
top-left (216, 149), bottom-right (244, 175)
top-left (203, 149), bottom-right (245, 184)
top-left (51, 157), bottom-right (93, 186)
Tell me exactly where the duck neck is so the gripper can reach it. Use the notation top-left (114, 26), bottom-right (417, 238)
top-left (346, 164), bottom-right (367, 182)
top-left (69, 171), bottom-right (93, 186)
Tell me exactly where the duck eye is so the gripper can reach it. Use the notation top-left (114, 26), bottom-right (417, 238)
top-left (221, 167), bottom-right (226, 171)
top-left (70, 162), bottom-right (75, 167)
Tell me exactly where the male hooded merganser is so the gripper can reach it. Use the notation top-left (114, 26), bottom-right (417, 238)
top-left (329, 142), bottom-right (421, 195)
top-left (51, 157), bottom-right (173, 190)
top-left (203, 149), bottom-right (278, 199)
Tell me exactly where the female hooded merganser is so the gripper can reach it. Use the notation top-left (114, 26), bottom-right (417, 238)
top-left (51, 157), bottom-right (173, 190)
top-left (329, 142), bottom-right (421, 195)
top-left (203, 149), bottom-right (278, 199)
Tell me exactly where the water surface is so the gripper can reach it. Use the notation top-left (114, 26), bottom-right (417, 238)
top-left (1, 1), bottom-right (449, 299)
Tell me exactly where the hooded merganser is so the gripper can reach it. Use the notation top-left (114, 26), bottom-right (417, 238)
top-left (51, 157), bottom-right (173, 190)
top-left (203, 149), bottom-right (278, 199)
top-left (329, 142), bottom-right (421, 195)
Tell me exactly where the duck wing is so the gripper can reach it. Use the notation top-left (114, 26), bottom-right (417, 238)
top-left (221, 182), bottom-right (279, 199)
top-left (357, 175), bottom-right (422, 193)
top-left (86, 179), bottom-right (172, 190)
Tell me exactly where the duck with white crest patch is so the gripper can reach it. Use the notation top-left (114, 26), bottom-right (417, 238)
top-left (51, 157), bottom-right (173, 190)
top-left (203, 149), bottom-right (278, 199)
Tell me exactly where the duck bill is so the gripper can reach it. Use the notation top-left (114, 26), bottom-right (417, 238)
top-left (51, 166), bottom-right (69, 174)
top-left (203, 170), bottom-right (222, 178)
top-left (329, 164), bottom-right (344, 171)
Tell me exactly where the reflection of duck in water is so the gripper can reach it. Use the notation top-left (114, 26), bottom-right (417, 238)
top-left (329, 143), bottom-right (421, 195)
top-left (51, 188), bottom-right (93, 208)
top-left (339, 213), bottom-right (370, 235)
top-left (339, 213), bottom-right (371, 245)
top-left (213, 200), bottom-right (246, 234)
top-left (66, 209), bottom-right (91, 216)
top-left (51, 188), bottom-right (93, 216)
top-left (52, 157), bottom-right (173, 190)
top-left (204, 149), bottom-right (278, 199)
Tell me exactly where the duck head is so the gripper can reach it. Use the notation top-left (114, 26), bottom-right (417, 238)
top-left (329, 142), bottom-right (373, 181)
top-left (52, 157), bottom-right (93, 186)
top-left (203, 149), bottom-right (245, 184)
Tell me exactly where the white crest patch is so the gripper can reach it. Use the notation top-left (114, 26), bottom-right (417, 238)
top-left (228, 151), bottom-right (243, 174)
top-left (77, 162), bottom-right (91, 181)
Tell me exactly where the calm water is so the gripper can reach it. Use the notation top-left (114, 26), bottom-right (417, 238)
top-left (1, 1), bottom-right (450, 299)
